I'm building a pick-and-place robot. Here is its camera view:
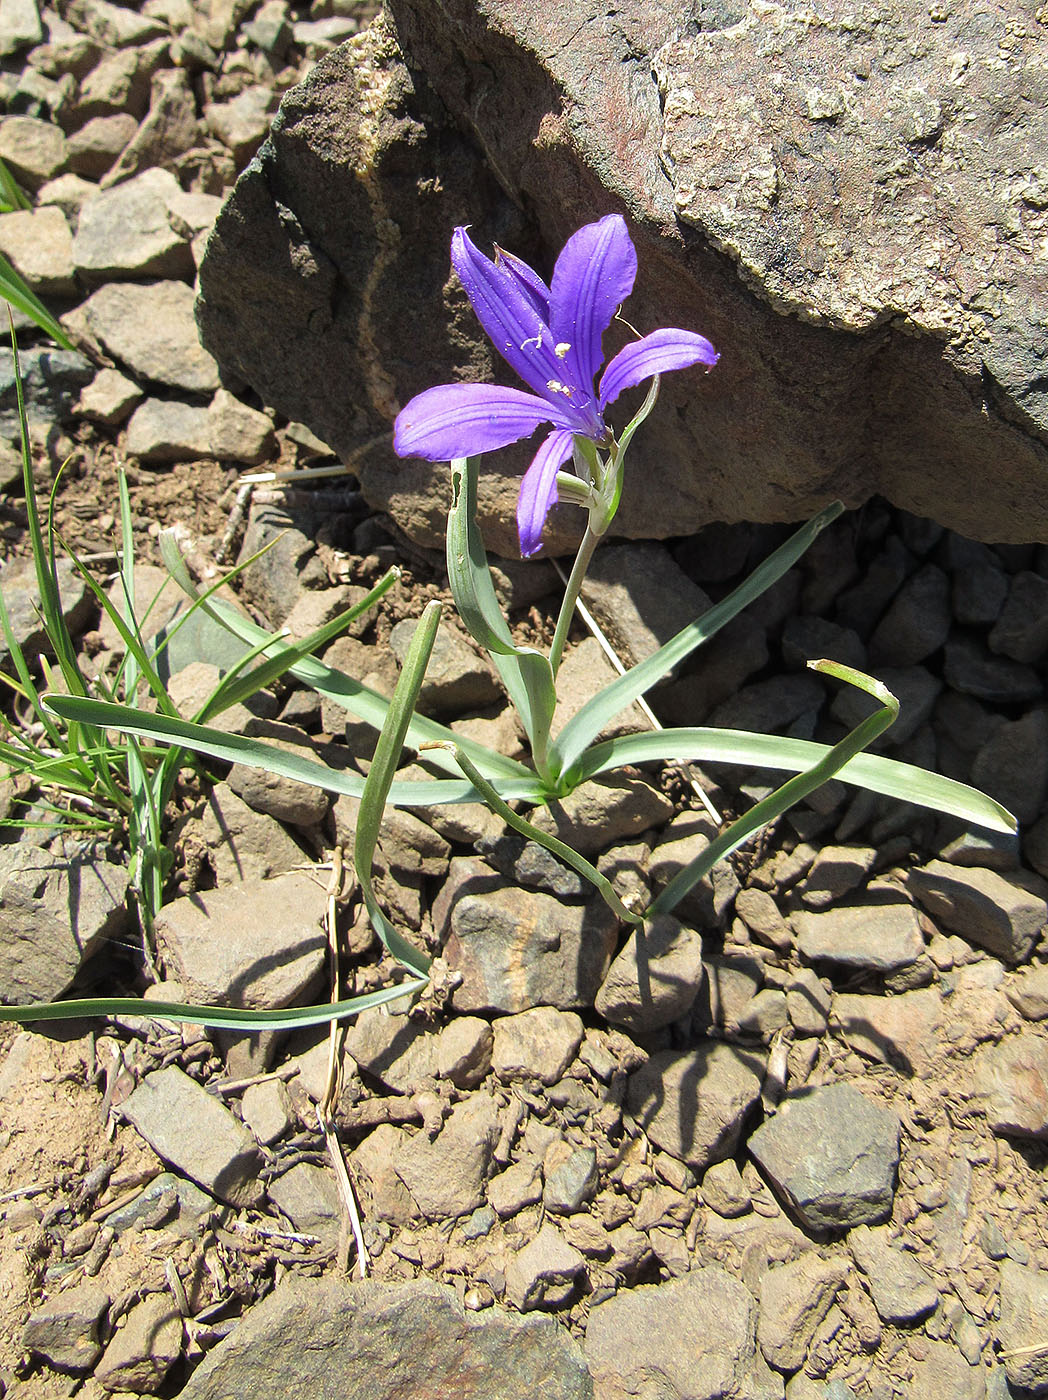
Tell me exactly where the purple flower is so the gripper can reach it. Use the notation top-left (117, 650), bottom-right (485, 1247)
top-left (393, 214), bottom-right (719, 557)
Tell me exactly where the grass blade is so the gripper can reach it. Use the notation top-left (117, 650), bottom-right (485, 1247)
top-left (0, 254), bottom-right (73, 348)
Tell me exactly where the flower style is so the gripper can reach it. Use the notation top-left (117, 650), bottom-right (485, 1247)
top-left (393, 214), bottom-right (719, 556)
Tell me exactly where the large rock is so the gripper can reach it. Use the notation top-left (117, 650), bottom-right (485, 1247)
top-left (176, 1275), bottom-right (593, 1399)
top-left (197, 2), bottom-right (1048, 554)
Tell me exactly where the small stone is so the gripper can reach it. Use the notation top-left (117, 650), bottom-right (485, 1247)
top-left (488, 1158), bottom-right (543, 1218)
top-left (908, 1339), bottom-right (987, 1400)
top-left (434, 1016), bottom-right (492, 1088)
top-left (786, 968), bottom-right (831, 1036)
top-left (832, 988), bottom-right (941, 1074)
top-left (66, 0), bottom-right (167, 45)
top-left (267, 1162), bottom-right (341, 1245)
top-left (0, 113), bottom-right (67, 186)
top-left (393, 1095), bottom-right (500, 1220)
top-left (943, 635), bottom-right (1041, 705)
top-left (0, 0), bottom-right (42, 56)
top-left (793, 897), bottom-right (924, 973)
top-left (79, 279), bottom-right (219, 391)
top-left (120, 1065), bottom-right (264, 1207)
top-left (104, 1171), bottom-right (214, 1237)
top-left (736, 887), bottom-right (792, 952)
top-left (504, 1223), bottom-right (586, 1311)
top-left (758, 1254), bottom-right (851, 1371)
top-left (0, 204), bottom-right (74, 295)
top-left (997, 1260), bottom-right (1048, 1395)
top-left (73, 170), bottom-right (194, 281)
top-left (94, 1293), bottom-right (182, 1393)
top-left (491, 1007), bottom-right (584, 1085)
top-left (627, 1043), bottom-right (764, 1171)
top-left (868, 562), bottom-right (950, 666)
top-left (23, 1282), bottom-right (110, 1372)
top-left (970, 709), bottom-right (1048, 825)
top-left (701, 1158), bottom-right (752, 1218)
top-left (344, 1007), bottom-right (438, 1094)
top-left (198, 782), bottom-right (306, 885)
top-left (970, 1032), bottom-right (1048, 1141)
top-left (125, 398), bottom-right (212, 462)
top-left (907, 860), bottom-right (1046, 964)
top-left (585, 1267), bottom-right (766, 1399)
top-left (800, 845), bottom-right (877, 908)
top-left (736, 987), bottom-right (789, 1041)
top-left (76, 367), bottom-right (143, 427)
top-left (989, 571), bottom-right (1048, 663)
top-left (1005, 966), bottom-right (1048, 1021)
top-left (543, 1147), bottom-right (598, 1215)
top-left (104, 67), bottom-right (200, 186)
top-left (207, 387), bottom-right (277, 464)
top-left (532, 772), bottom-right (674, 858)
top-left (389, 615), bottom-right (500, 715)
top-left (581, 541), bottom-right (713, 667)
top-left (204, 83), bottom-right (274, 165)
top-left (67, 111), bottom-right (137, 178)
top-left (748, 1083), bottom-right (900, 1231)
top-left (241, 1078), bottom-right (293, 1145)
top-left (595, 915), bottom-right (705, 1033)
top-left (848, 1225), bottom-right (939, 1322)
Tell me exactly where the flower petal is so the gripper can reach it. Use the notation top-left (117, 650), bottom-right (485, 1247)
top-left (394, 383), bottom-right (564, 461)
top-left (550, 214), bottom-right (638, 398)
top-left (598, 327), bottom-right (719, 409)
top-left (451, 228), bottom-right (568, 403)
top-left (517, 427), bottom-right (575, 557)
top-left (495, 246), bottom-right (552, 321)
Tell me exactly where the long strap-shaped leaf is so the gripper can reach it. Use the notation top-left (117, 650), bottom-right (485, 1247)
top-left (0, 975), bottom-right (427, 1032)
top-left (429, 741), bottom-right (642, 926)
top-left (43, 695), bottom-right (547, 807)
top-left (354, 599), bottom-right (442, 978)
top-left (158, 532), bottom-right (530, 785)
top-left (576, 719), bottom-right (1015, 837)
top-left (446, 457), bottom-right (557, 778)
top-left (647, 661), bottom-right (903, 916)
top-left (551, 501), bottom-right (845, 778)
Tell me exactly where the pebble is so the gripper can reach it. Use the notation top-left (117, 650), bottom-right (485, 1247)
top-left (970, 1032), bottom-right (1048, 1141)
top-left (735, 886), bottom-right (792, 952)
top-left (907, 860), bottom-right (1046, 963)
top-left (581, 540), bottom-right (712, 667)
top-left (267, 1162), bottom-right (342, 1246)
top-left (76, 365), bottom-right (143, 425)
top-left (0, 203), bottom-right (75, 294)
top-left (120, 1064), bottom-right (264, 1207)
top-left (594, 915), bottom-right (705, 1033)
top-left (988, 570), bottom-right (1048, 663)
top-left (786, 968), bottom-right (831, 1036)
top-left (943, 635), bottom-right (1041, 704)
top-left (393, 1095), bottom-right (500, 1221)
top-left (532, 772), bottom-right (675, 859)
top-left (0, 111), bottom-right (67, 183)
top-left (487, 1158), bottom-right (543, 1218)
top-left (543, 1145), bottom-right (599, 1214)
top-left (832, 987), bottom-right (941, 1074)
top-left (799, 845), bottom-right (877, 908)
top-left (197, 781), bottom-right (306, 884)
top-left (73, 169), bottom-right (195, 280)
top-left (104, 1171), bottom-right (214, 1237)
top-left (970, 709), bottom-right (1048, 824)
top-left (1005, 964), bottom-right (1048, 1020)
top-left (241, 1077), bottom-right (294, 1145)
top-left (701, 1158), bottom-right (752, 1217)
top-left (78, 278), bottom-right (220, 390)
top-left (388, 615), bottom-right (501, 715)
top-left (869, 562), bottom-right (951, 666)
top-left (848, 1225), bottom-right (939, 1322)
top-left (747, 1083), bottom-right (900, 1230)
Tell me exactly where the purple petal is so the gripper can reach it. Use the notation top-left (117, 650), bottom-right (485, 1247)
top-left (394, 383), bottom-right (563, 461)
top-left (495, 246), bottom-right (552, 321)
top-left (517, 427), bottom-right (575, 557)
top-left (599, 328), bottom-right (719, 409)
top-left (550, 214), bottom-right (638, 397)
top-left (451, 228), bottom-right (567, 402)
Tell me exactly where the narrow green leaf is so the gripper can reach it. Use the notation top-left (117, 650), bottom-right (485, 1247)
top-left (438, 742), bottom-right (643, 926)
top-left (0, 158), bottom-right (30, 211)
top-left (43, 695), bottom-right (547, 807)
top-left (354, 599), bottom-right (442, 979)
top-left (576, 725), bottom-right (1015, 834)
top-left (446, 457), bottom-right (557, 771)
top-left (0, 254), bottom-right (73, 348)
top-left (551, 502), bottom-right (845, 776)
top-left (0, 977), bottom-right (428, 1032)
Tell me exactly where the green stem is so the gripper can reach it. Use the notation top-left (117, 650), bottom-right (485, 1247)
top-left (548, 524), bottom-right (601, 679)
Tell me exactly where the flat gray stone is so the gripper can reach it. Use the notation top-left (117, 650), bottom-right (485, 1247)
top-left (0, 345), bottom-right (94, 443)
top-left (0, 0), bottom-right (42, 56)
top-left (869, 563), bottom-right (951, 667)
top-left (748, 1083), bottom-right (900, 1231)
top-left (0, 114), bottom-right (67, 186)
top-left (580, 542), bottom-right (712, 669)
top-left (23, 1282), bottom-right (109, 1372)
top-left (72, 168), bottom-right (194, 281)
top-left (176, 1274), bottom-right (592, 1399)
top-left (627, 1044), bottom-right (764, 1172)
top-left (0, 841), bottom-right (129, 1003)
top-left (267, 1163), bottom-right (341, 1245)
top-left (793, 898), bottom-right (924, 973)
top-left (125, 397), bottom-right (212, 461)
top-left (79, 279), bottom-right (220, 392)
top-left (121, 1065), bottom-right (264, 1207)
top-left (394, 1095), bottom-right (501, 1220)
top-left (67, 111), bottom-right (137, 179)
top-left (989, 571), bottom-right (1048, 664)
top-left (585, 1266), bottom-right (777, 1400)
top-left (907, 860), bottom-right (1046, 964)
top-left (800, 846), bottom-right (877, 909)
top-left (0, 205), bottom-right (74, 295)
top-left (757, 1254), bottom-right (850, 1371)
top-left (154, 872), bottom-right (328, 1012)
